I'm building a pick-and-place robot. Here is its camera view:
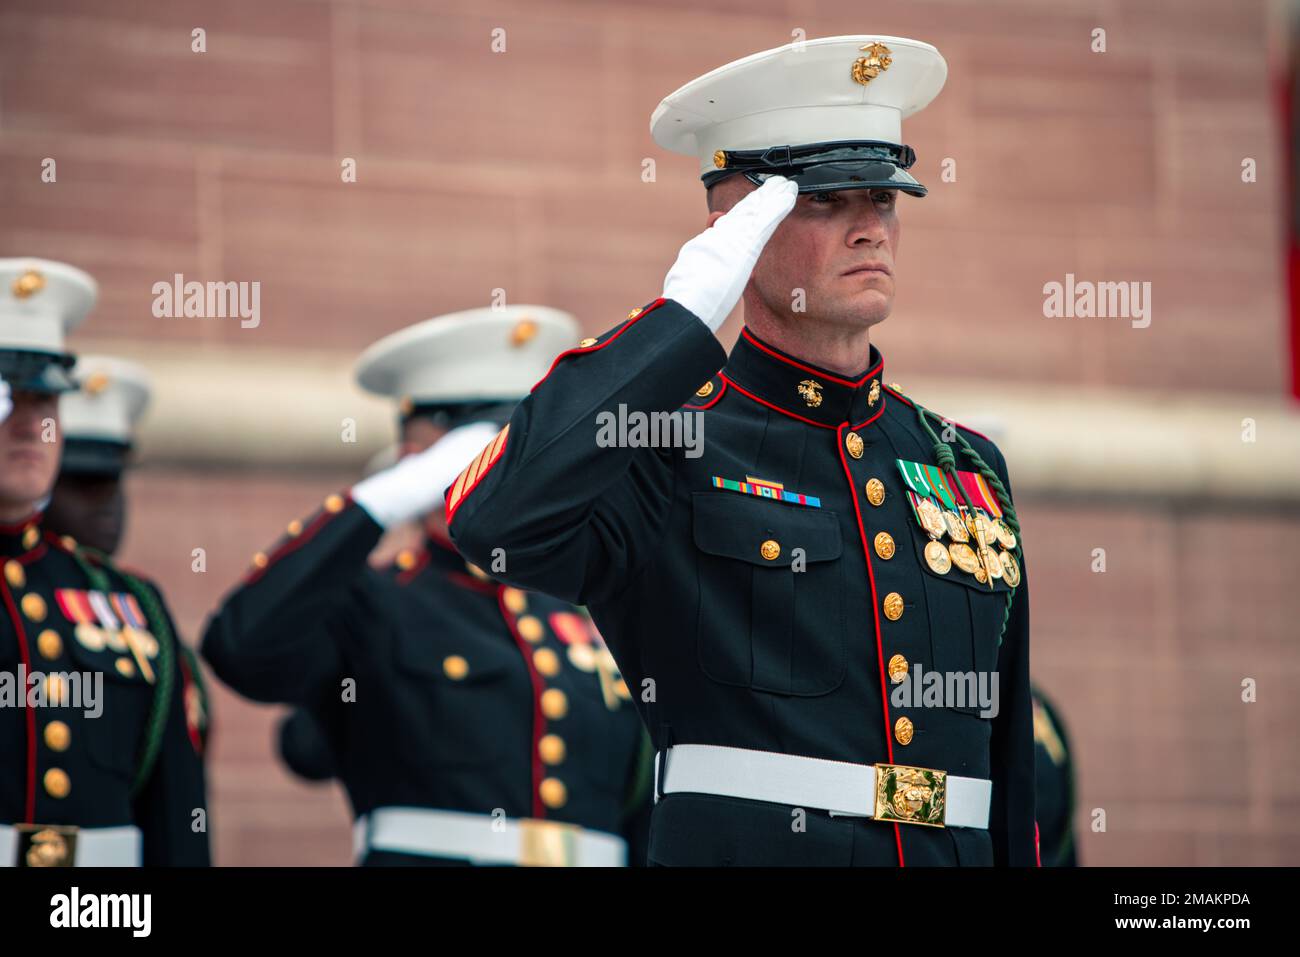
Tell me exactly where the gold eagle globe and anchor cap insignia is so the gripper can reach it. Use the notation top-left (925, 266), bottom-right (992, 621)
top-left (797, 378), bottom-right (823, 408)
top-left (851, 41), bottom-right (893, 86)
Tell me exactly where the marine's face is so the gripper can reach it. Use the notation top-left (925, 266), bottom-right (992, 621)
top-left (45, 473), bottom-right (126, 555)
top-left (0, 390), bottom-right (61, 520)
top-left (732, 180), bottom-right (902, 333)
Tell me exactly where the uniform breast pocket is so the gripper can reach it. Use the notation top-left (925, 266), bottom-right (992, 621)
top-left (906, 528), bottom-right (1014, 716)
top-left (691, 491), bottom-right (845, 696)
top-left (391, 631), bottom-right (519, 768)
top-left (66, 638), bottom-right (154, 781)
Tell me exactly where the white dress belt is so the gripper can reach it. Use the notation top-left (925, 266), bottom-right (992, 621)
top-left (354, 807), bottom-right (628, 866)
top-left (0, 824), bottom-right (142, 867)
top-left (655, 744), bottom-right (993, 829)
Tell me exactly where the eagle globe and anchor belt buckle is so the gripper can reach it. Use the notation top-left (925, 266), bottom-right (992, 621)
top-left (873, 763), bottom-right (948, 827)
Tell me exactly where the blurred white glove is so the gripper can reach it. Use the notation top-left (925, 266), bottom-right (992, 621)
top-left (351, 420), bottom-right (502, 529)
top-left (661, 175), bottom-right (799, 333)
top-left (0, 375), bottom-right (10, 425)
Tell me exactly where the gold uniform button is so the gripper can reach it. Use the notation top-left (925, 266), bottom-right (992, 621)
top-left (533, 648), bottom-right (560, 677)
top-left (894, 716), bottom-right (914, 746)
top-left (539, 777), bottom-right (568, 809)
top-left (887, 654), bottom-right (909, 684)
top-left (286, 519), bottom-right (303, 536)
top-left (21, 593), bottom-right (46, 622)
top-left (395, 549), bottom-right (417, 571)
top-left (251, 552), bottom-right (268, 570)
top-left (760, 539), bottom-right (781, 561)
top-left (516, 616), bottom-right (544, 644)
top-left (442, 655), bottom-right (469, 680)
top-left (695, 381), bottom-right (714, 399)
top-left (44, 768), bottom-right (71, 799)
top-left (115, 658), bottom-right (136, 678)
top-left (865, 478), bottom-right (886, 506)
top-left (22, 526), bottom-right (39, 550)
top-left (37, 629), bottom-right (62, 660)
top-left (883, 592), bottom-right (905, 621)
top-left (538, 734), bottom-right (566, 765)
top-left (873, 531), bottom-right (895, 560)
top-left (540, 688), bottom-right (568, 720)
top-left (845, 431), bottom-right (865, 459)
top-left (502, 588), bottom-right (527, 615)
top-left (44, 721), bottom-right (71, 752)
top-left (323, 493), bottom-right (345, 513)
top-left (578, 337), bottom-right (598, 348)
top-left (59, 535), bottom-right (77, 551)
top-left (4, 560), bottom-right (24, 588)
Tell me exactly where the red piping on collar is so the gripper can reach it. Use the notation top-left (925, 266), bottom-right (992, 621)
top-left (740, 328), bottom-right (882, 388)
top-left (835, 422), bottom-right (904, 867)
top-left (719, 372), bottom-right (835, 429)
top-left (531, 298), bottom-right (667, 393)
top-left (682, 377), bottom-right (727, 411)
top-left (881, 385), bottom-right (995, 444)
top-left (0, 512), bottom-right (41, 535)
top-left (849, 401), bottom-right (888, 432)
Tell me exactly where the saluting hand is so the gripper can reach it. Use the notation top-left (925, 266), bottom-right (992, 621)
top-left (350, 419), bottom-right (503, 529)
top-left (661, 175), bottom-right (798, 333)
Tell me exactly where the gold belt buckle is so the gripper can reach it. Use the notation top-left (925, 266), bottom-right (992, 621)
top-left (14, 824), bottom-right (78, 867)
top-left (873, 764), bottom-right (947, 827)
top-left (518, 819), bottom-right (582, 867)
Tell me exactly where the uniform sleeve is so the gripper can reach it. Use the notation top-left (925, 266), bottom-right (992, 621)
top-left (277, 707), bottom-right (340, 782)
top-left (447, 299), bottom-right (726, 604)
top-left (133, 592), bottom-right (211, 866)
top-left (986, 444), bottom-right (1037, 866)
top-left (200, 496), bottom-right (383, 704)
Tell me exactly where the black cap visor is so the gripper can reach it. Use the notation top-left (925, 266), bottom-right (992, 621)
top-left (703, 140), bottom-right (927, 197)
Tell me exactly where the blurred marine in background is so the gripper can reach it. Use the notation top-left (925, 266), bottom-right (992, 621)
top-left (201, 306), bottom-right (652, 866)
top-left (0, 259), bottom-right (210, 867)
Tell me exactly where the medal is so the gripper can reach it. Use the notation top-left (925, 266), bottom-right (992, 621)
top-left (1000, 550), bottom-right (1021, 587)
top-left (566, 642), bottom-right (597, 672)
top-left (981, 545), bottom-right (1003, 579)
top-left (104, 629), bottom-right (127, 652)
top-left (993, 519), bottom-right (1017, 550)
top-left (915, 496), bottom-right (947, 539)
top-left (942, 510), bottom-right (969, 543)
top-left (924, 540), bottom-right (952, 574)
top-left (949, 543), bottom-right (980, 574)
top-left (75, 621), bottom-right (106, 651)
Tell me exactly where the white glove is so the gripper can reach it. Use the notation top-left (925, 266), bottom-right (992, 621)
top-left (0, 374), bottom-right (11, 426)
top-left (350, 420), bottom-right (502, 529)
top-left (661, 175), bottom-right (799, 333)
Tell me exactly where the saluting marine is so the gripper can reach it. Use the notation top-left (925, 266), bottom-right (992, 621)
top-left (449, 37), bottom-right (1037, 865)
top-left (0, 260), bottom-right (210, 867)
top-left (201, 307), bottom-right (652, 866)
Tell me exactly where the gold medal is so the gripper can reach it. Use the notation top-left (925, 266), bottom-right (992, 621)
top-left (1000, 550), bottom-right (1021, 587)
top-left (924, 540), bottom-right (952, 574)
top-left (974, 565), bottom-right (988, 584)
top-left (566, 642), bottom-right (597, 673)
top-left (75, 622), bottom-right (106, 651)
top-left (949, 542), bottom-right (980, 574)
top-left (943, 510), bottom-right (968, 543)
top-left (993, 519), bottom-right (1017, 550)
top-left (103, 629), bottom-right (127, 652)
top-left (916, 497), bottom-right (947, 539)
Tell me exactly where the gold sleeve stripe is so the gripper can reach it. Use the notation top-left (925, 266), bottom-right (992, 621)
top-left (446, 424), bottom-right (510, 519)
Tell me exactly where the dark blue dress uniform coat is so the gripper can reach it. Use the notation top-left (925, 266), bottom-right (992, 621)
top-left (447, 298), bottom-right (1037, 866)
top-left (200, 498), bottom-right (651, 866)
top-left (0, 515), bottom-right (210, 866)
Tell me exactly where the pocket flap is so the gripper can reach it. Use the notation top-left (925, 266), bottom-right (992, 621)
top-left (692, 491), bottom-right (841, 567)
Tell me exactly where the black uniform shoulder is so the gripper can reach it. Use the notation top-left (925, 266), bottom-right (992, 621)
top-left (882, 383), bottom-right (1010, 488)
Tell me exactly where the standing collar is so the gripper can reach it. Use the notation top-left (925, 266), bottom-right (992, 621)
top-left (721, 327), bottom-right (887, 429)
top-left (0, 511), bottom-right (43, 558)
